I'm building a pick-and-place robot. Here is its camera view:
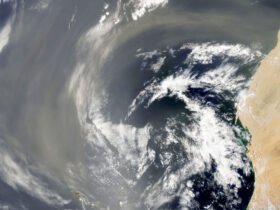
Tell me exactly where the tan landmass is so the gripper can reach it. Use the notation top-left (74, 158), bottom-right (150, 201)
top-left (238, 30), bottom-right (280, 209)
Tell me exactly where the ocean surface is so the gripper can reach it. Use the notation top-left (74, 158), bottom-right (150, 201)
top-left (0, 0), bottom-right (279, 209)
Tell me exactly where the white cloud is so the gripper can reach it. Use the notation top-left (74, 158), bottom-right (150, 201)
top-left (68, 1), bottom-right (259, 207)
top-left (183, 42), bottom-right (262, 65)
top-left (126, 42), bottom-right (259, 208)
top-left (0, 139), bottom-right (69, 206)
top-left (130, 0), bottom-right (168, 21)
top-left (0, 21), bottom-right (12, 54)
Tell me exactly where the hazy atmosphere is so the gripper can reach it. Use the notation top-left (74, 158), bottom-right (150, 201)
top-left (0, 0), bottom-right (279, 209)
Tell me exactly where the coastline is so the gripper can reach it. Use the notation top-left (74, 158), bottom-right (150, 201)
top-left (238, 30), bottom-right (280, 209)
